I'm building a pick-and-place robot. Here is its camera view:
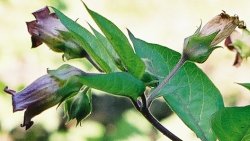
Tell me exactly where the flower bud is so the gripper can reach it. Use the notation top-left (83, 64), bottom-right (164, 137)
top-left (183, 11), bottom-right (243, 63)
top-left (26, 7), bottom-right (87, 59)
top-left (4, 64), bottom-right (85, 130)
top-left (64, 87), bottom-right (92, 125)
top-left (225, 29), bottom-right (250, 67)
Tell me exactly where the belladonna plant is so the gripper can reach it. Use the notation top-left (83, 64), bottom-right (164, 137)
top-left (4, 2), bottom-right (250, 141)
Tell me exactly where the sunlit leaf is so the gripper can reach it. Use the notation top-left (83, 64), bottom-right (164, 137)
top-left (52, 7), bottom-right (118, 72)
top-left (78, 72), bottom-right (145, 100)
top-left (129, 31), bottom-right (224, 141)
top-left (84, 4), bottom-right (145, 78)
top-left (89, 25), bottom-right (120, 63)
top-left (211, 106), bottom-right (250, 141)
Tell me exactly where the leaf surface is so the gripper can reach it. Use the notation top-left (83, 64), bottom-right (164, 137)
top-left (84, 5), bottom-right (145, 78)
top-left (78, 72), bottom-right (145, 100)
top-left (211, 106), bottom-right (250, 141)
top-left (52, 7), bottom-right (118, 72)
top-left (129, 31), bottom-right (224, 141)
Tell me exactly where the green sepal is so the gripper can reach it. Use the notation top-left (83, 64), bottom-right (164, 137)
top-left (47, 64), bottom-right (86, 105)
top-left (64, 87), bottom-right (92, 125)
top-left (183, 31), bottom-right (219, 63)
top-left (47, 64), bottom-right (86, 81)
top-left (58, 31), bottom-right (88, 60)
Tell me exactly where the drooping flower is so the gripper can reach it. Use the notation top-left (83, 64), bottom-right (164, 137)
top-left (4, 64), bottom-right (85, 130)
top-left (183, 11), bottom-right (244, 63)
top-left (26, 6), bottom-right (87, 59)
top-left (225, 29), bottom-right (250, 67)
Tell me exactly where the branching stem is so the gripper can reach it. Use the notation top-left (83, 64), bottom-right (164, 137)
top-left (147, 56), bottom-right (187, 106)
top-left (131, 94), bottom-right (182, 141)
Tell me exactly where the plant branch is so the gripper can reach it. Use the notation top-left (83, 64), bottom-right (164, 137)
top-left (131, 95), bottom-right (182, 141)
top-left (147, 56), bottom-right (187, 106)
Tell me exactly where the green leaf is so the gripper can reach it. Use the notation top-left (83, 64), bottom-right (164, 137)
top-left (129, 31), bottom-right (224, 141)
top-left (238, 83), bottom-right (250, 91)
top-left (52, 7), bottom-right (118, 73)
top-left (64, 87), bottom-right (92, 125)
top-left (84, 4), bottom-right (145, 78)
top-left (211, 106), bottom-right (250, 141)
top-left (89, 25), bottom-right (126, 71)
top-left (89, 25), bottom-right (120, 63)
top-left (78, 72), bottom-right (145, 100)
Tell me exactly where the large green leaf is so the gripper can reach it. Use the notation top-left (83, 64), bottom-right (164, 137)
top-left (84, 4), bottom-right (145, 78)
top-left (129, 31), bottom-right (224, 141)
top-left (211, 106), bottom-right (250, 141)
top-left (78, 72), bottom-right (145, 100)
top-left (52, 7), bottom-right (119, 73)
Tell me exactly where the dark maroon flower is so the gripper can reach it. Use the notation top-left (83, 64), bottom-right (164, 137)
top-left (4, 65), bottom-right (85, 130)
top-left (26, 6), bottom-right (87, 59)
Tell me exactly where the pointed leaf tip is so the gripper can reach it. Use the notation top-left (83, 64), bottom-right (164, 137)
top-left (237, 83), bottom-right (250, 91)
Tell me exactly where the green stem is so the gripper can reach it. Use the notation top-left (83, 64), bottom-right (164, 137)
top-left (147, 56), bottom-right (187, 106)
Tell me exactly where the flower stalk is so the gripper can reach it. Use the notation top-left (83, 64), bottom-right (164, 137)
top-left (147, 56), bottom-right (187, 106)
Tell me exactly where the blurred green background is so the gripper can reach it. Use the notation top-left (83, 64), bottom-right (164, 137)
top-left (1, 0), bottom-right (250, 141)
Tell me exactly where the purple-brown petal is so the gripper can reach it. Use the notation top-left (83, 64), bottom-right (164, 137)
top-left (32, 6), bottom-right (50, 20)
top-left (224, 36), bottom-right (235, 50)
top-left (26, 21), bottom-right (39, 36)
top-left (49, 13), bottom-right (58, 19)
top-left (31, 36), bottom-right (43, 48)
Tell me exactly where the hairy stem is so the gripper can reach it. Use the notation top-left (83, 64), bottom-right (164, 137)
top-left (131, 95), bottom-right (182, 141)
top-left (147, 56), bottom-right (187, 106)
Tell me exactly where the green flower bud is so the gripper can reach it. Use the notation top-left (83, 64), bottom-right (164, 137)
top-left (4, 64), bottom-right (85, 130)
top-left (64, 87), bottom-right (92, 125)
top-left (183, 11), bottom-right (242, 63)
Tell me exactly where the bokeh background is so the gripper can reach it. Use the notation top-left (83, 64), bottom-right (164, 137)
top-left (1, 0), bottom-right (250, 141)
